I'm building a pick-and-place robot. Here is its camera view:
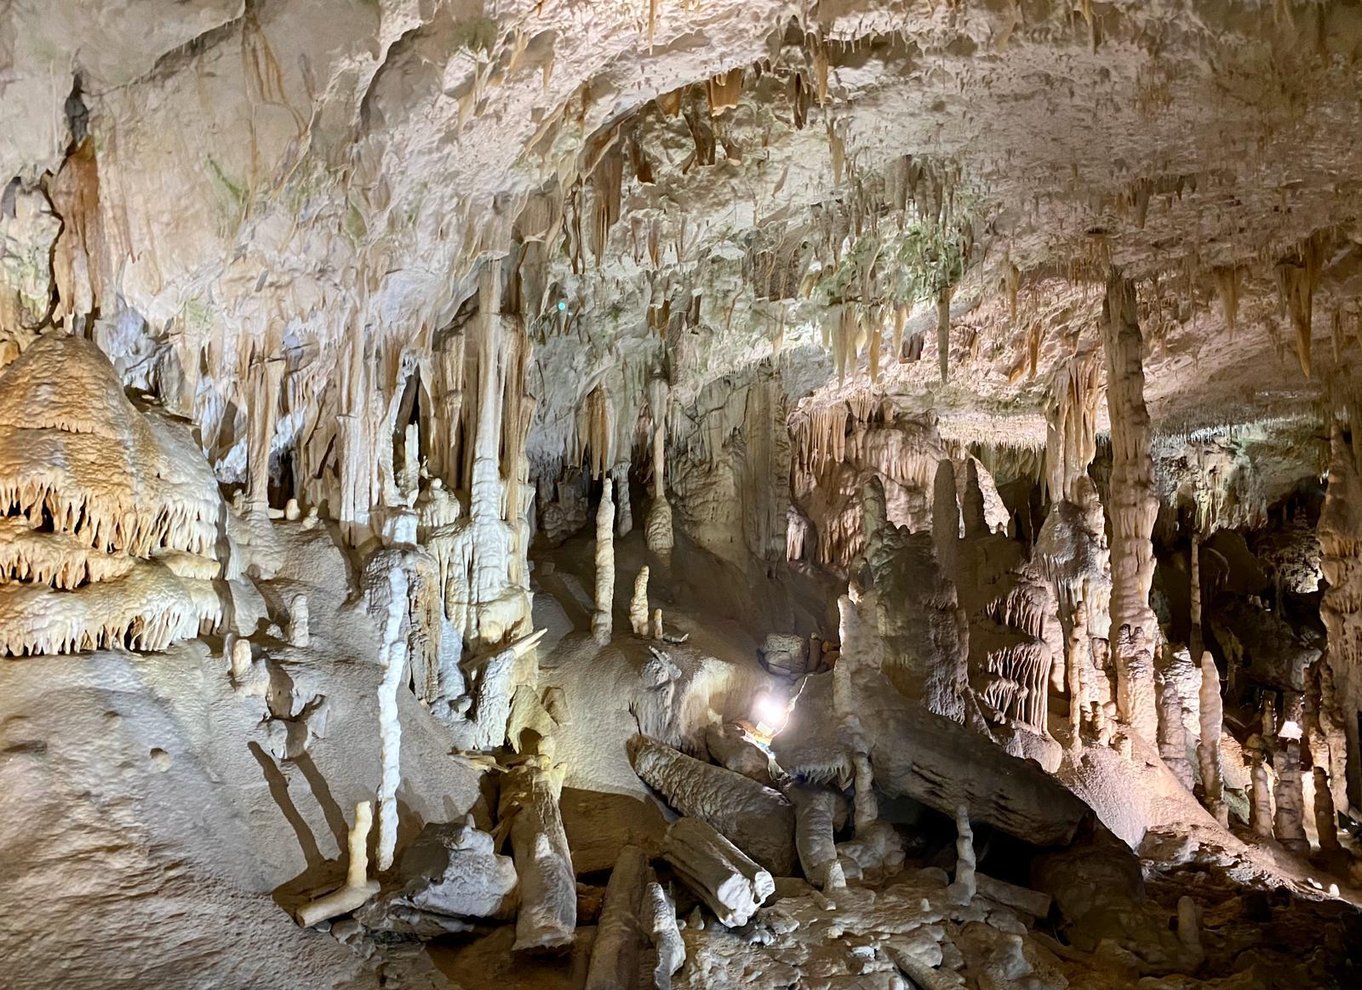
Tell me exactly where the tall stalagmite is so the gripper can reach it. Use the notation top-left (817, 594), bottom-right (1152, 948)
top-left (593, 479), bottom-right (616, 645)
top-left (1100, 272), bottom-right (1159, 743)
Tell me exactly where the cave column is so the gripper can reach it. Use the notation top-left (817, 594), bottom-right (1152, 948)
top-left (1100, 271), bottom-right (1160, 743)
top-left (1319, 414), bottom-right (1362, 813)
top-left (428, 331), bottom-right (466, 488)
top-left (246, 354), bottom-right (285, 508)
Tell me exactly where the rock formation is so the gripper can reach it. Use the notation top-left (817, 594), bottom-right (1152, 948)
top-left (2, 4), bottom-right (1362, 988)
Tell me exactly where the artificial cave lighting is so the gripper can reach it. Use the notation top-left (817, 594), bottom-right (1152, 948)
top-left (3, 3), bottom-right (1362, 989)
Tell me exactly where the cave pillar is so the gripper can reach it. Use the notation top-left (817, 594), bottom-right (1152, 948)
top-left (246, 355), bottom-right (284, 508)
top-left (1197, 651), bottom-right (1227, 825)
top-left (428, 330), bottom-right (465, 488)
top-left (1100, 272), bottom-right (1159, 743)
top-left (645, 422), bottom-right (673, 562)
top-left (1319, 415), bottom-right (1362, 812)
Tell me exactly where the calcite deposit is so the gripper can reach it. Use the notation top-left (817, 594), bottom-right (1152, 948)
top-left (3, 2), bottom-right (1362, 989)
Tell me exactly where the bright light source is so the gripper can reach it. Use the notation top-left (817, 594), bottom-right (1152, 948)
top-left (752, 692), bottom-right (790, 738)
top-left (1279, 719), bottom-right (1302, 740)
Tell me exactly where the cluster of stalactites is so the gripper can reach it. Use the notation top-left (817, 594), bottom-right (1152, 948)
top-left (0, 478), bottom-right (220, 560)
top-left (0, 334), bottom-right (227, 657)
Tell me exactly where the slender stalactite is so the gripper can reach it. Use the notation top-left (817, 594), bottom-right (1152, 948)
top-left (1100, 271), bottom-right (1159, 743)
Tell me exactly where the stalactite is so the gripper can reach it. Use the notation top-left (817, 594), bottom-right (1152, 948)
top-left (1101, 272), bottom-right (1159, 742)
top-left (706, 68), bottom-right (743, 116)
top-left (246, 355), bottom-right (284, 508)
top-left (1044, 352), bottom-right (1101, 503)
top-left (1275, 232), bottom-right (1325, 379)
top-left (936, 285), bottom-right (952, 383)
top-left (1212, 266), bottom-right (1241, 336)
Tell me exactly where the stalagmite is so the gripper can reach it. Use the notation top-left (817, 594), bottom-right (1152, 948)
top-left (501, 759), bottom-right (576, 953)
top-left (446, 630), bottom-right (546, 751)
top-left (1273, 739), bottom-right (1309, 853)
top-left (1157, 665), bottom-right (1193, 791)
top-left (661, 817), bottom-right (773, 928)
top-left (786, 783), bottom-right (846, 891)
top-left (852, 749), bottom-right (878, 831)
top-left (1101, 272), bottom-right (1160, 742)
top-left (593, 478), bottom-right (616, 645)
top-left (376, 562), bottom-right (409, 872)
top-left (645, 424), bottom-right (674, 562)
top-left (294, 801), bottom-right (381, 927)
top-left (229, 637), bottom-right (269, 697)
top-left (286, 593), bottom-right (310, 648)
top-left (612, 463), bottom-right (633, 538)
top-left (1197, 651), bottom-right (1227, 825)
top-left (1313, 767), bottom-right (1340, 852)
top-left (948, 803), bottom-right (976, 904)
top-left (652, 608), bottom-right (664, 640)
top-left (932, 458), bottom-right (960, 575)
top-left (629, 735), bottom-right (796, 875)
top-left (645, 881), bottom-right (684, 990)
top-left (1066, 601), bottom-right (1088, 749)
top-left (1248, 745), bottom-right (1274, 838)
top-left (630, 566), bottom-right (650, 636)
top-left (584, 845), bottom-right (647, 990)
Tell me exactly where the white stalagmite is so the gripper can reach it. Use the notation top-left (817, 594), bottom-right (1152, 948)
top-left (294, 801), bottom-right (381, 927)
top-left (501, 759), bottom-right (576, 953)
top-left (584, 844), bottom-right (648, 990)
top-left (662, 816), bottom-right (773, 928)
top-left (786, 783), bottom-right (846, 890)
top-left (1197, 651), bottom-right (1227, 824)
top-left (287, 593), bottom-right (310, 648)
top-left (652, 608), bottom-right (664, 640)
top-left (593, 478), bottom-right (616, 645)
top-left (1101, 272), bottom-right (1160, 743)
top-left (948, 803), bottom-right (976, 904)
top-left (629, 566), bottom-right (650, 636)
top-left (1157, 664), bottom-right (1193, 791)
top-left (377, 565), bottom-right (410, 872)
top-left (645, 881), bottom-right (684, 990)
top-left (447, 629), bottom-right (546, 752)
